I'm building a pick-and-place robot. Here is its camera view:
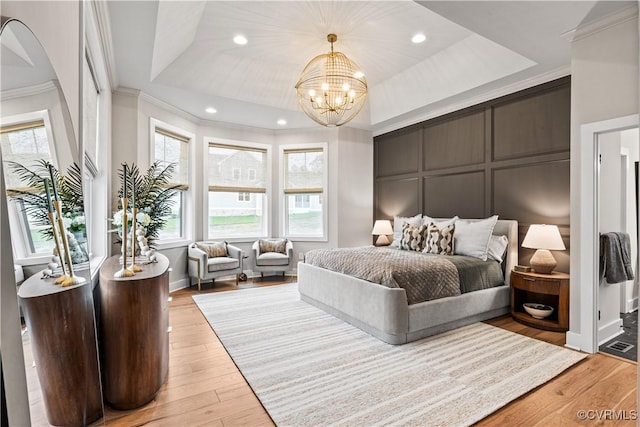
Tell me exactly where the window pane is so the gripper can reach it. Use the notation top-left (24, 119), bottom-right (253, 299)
top-left (157, 192), bottom-right (182, 240)
top-left (286, 194), bottom-right (323, 236)
top-left (208, 145), bottom-right (266, 190)
top-left (154, 131), bottom-right (189, 186)
top-left (83, 55), bottom-right (99, 166)
top-left (284, 150), bottom-right (323, 190)
top-left (209, 191), bottom-right (264, 238)
top-left (1, 124), bottom-right (52, 189)
top-left (22, 206), bottom-right (55, 254)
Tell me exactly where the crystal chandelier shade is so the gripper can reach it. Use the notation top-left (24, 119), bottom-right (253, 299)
top-left (295, 34), bottom-right (368, 127)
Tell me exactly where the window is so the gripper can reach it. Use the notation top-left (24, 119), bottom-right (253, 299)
top-left (295, 194), bottom-right (310, 208)
top-left (83, 51), bottom-right (99, 171)
top-left (1, 120), bottom-right (55, 255)
top-left (283, 147), bottom-right (325, 238)
top-left (208, 142), bottom-right (268, 238)
top-left (154, 127), bottom-right (190, 240)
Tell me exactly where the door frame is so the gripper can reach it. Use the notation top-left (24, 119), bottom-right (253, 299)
top-left (575, 114), bottom-right (639, 353)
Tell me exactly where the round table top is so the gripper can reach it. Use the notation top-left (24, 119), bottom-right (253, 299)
top-left (99, 253), bottom-right (169, 283)
top-left (18, 270), bottom-right (91, 299)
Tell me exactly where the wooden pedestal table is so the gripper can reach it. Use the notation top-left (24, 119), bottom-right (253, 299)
top-left (99, 253), bottom-right (170, 409)
top-left (18, 272), bottom-right (103, 426)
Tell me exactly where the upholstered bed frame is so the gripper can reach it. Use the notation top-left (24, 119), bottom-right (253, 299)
top-left (298, 219), bottom-right (518, 344)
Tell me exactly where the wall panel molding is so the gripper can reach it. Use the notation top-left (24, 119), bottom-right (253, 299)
top-left (374, 77), bottom-right (571, 272)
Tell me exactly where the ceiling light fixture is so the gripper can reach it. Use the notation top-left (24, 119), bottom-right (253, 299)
top-left (277, 119), bottom-right (287, 125)
top-left (205, 107), bottom-right (217, 114)
top-left (233, 35), bottom-right (248, 45)
top-left (295, 34), bottom-right (367, 127)
top-left (411, 33), bottom-right (426, 44)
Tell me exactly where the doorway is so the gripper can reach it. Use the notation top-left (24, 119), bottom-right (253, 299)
top-left (596, 127), bottom-right (639, 362)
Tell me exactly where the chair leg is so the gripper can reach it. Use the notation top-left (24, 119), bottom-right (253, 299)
top-left (235, 274), bottom-right (239, 286)
top-left (198, 277), bottom-right (201, 292)
top-left (261, 272), bottom-right (263, 281)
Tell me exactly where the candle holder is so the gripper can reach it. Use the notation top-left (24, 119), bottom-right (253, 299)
top-left (114, 198), bottom-right (135, 278)
top-left (53, 201), bottom-right (86, 286)
top-left (48, 211), bottom-right (68, 281)
top-left (128, 206), bottom-right (142, 273)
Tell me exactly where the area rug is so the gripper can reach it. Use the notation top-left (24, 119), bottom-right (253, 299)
top-left (193, 283), bottom-right (586, 427)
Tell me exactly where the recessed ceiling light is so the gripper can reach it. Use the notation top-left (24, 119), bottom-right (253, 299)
top-left (205, 107), bottom-right (217, 114)
top-left (233, 35), bottom-right (248, 45)
top-left (277, 119), bottom-right (287, 126)
top-left (411, 33), bottom-right (427, 44)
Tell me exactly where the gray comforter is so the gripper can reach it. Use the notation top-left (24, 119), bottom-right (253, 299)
top-left (304, 246), bottom-right (504, 305)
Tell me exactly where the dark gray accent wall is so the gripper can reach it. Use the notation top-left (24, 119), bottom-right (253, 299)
top-left (374, 77), bottom-right (571, 272)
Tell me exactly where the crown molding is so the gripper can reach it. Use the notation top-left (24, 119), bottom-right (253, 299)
top-left (113, 87), bottom-right (141, 98)
top-left (91, 0), bottom-right (118, 89)
top-left (371, 66), bottom-right (571, 137)
top-left (561, 4), bottom-right (638, 43)
top-left (0, 80), bottom-right (58, 101)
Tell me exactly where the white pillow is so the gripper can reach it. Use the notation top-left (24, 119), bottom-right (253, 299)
top-left (422, 215), bottom-right (458, 228)
top-left (454, 216), bottom-right (499, 261)
top-left (391, 214), bottom-right (422, 248)
top-left (487, 234), bottom-right (509, 263)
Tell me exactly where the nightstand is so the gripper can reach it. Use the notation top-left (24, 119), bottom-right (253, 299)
top-left (510, 270), bottom-right (569, 332)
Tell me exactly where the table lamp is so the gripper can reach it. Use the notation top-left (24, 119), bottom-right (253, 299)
top-left (372, 220), bottom-right (393, 246)
top-left (522, 224), bottom-right (565, 274)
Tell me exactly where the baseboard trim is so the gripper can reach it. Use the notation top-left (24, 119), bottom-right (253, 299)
top-left (625, 297), bottom-right (638, 313)
top-left (170, 278), bottom-right (190, 293)
top-left (565, 331), bottom-right (591, 353)
top-left (598, 318), bottom-right (624, 346)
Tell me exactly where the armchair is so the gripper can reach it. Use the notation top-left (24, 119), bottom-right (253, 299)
top-left (188, 241), bottom-right (243, 291)
top-left (252, 238), bottom-right (293, 278)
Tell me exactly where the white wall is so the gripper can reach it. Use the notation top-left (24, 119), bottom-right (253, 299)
top-left (621, 128), bottom-right (639, 313)
top-left (568, 8), bottom-right (639, 352)
top-left (111, 90), bottom-right (374, 290)
top-left (597, 131), bottom-right (624, 344)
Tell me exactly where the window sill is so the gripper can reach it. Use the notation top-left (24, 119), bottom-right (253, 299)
top-left (153, 238), bottom-right (191, 251)
top-left (287, 236), bottom-right (328, 243)
top-left (13, 254), bottom-right (51, 266)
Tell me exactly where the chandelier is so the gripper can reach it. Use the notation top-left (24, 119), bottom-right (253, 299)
top-left (295, 34), bottom-right (367, 127)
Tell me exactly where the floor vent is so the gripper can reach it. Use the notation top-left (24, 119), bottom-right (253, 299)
top-left (606, 341), bottom-right (635, 353)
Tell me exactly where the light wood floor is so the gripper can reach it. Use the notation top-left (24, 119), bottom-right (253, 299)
top-left (26, 276), bottom-right (637, 426)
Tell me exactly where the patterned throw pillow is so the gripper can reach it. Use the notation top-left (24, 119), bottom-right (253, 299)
top-left (423, 223), bottom-right (455, 255)
top-left (197, 241), bottom-right (228, 258)
top-left (259, 238), bottom-right (287, 254)
top-left (400, 223), bottom-right (428, 252)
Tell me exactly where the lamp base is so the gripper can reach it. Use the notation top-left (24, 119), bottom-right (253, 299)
top-left (375, 235), bottom-right (391, 246)
top-left (530, 249), bottom-right (557, 274)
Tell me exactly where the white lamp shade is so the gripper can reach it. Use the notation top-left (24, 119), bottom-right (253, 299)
top-left (522, 224), bottom-right (566, 250)
top-left (371, 220), bottom-right (393, 236)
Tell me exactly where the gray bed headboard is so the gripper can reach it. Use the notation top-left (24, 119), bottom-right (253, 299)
top-left (493, 220), bottom-right (518, 286)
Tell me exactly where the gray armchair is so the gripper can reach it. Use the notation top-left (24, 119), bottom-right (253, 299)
top-left (188, 241), bottom-right (243, 291)
top-left (252, 238), bottom-right (293, 278)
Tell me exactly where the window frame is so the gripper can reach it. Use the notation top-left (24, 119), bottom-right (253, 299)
top-left (1, 111), bottom-right (59, 264)
top-left (149, 118), bottom-right (194, 248)
top-left (204, 137), bottom-right (272, 242)
top-left (280, 143), bottom-right (328, 242)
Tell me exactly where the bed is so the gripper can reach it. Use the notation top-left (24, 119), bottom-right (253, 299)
top-left (298, 219), bottom-right (518, 344)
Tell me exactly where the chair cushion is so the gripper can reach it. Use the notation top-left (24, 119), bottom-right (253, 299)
top-left (207, 257), bottom-right (239, 272)
top-left (197, 241), bottom-right (228, 258)
top-left (258, 238), bottom-right (287, 254)
top-left (256, 252), bottom-right (290, 266)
